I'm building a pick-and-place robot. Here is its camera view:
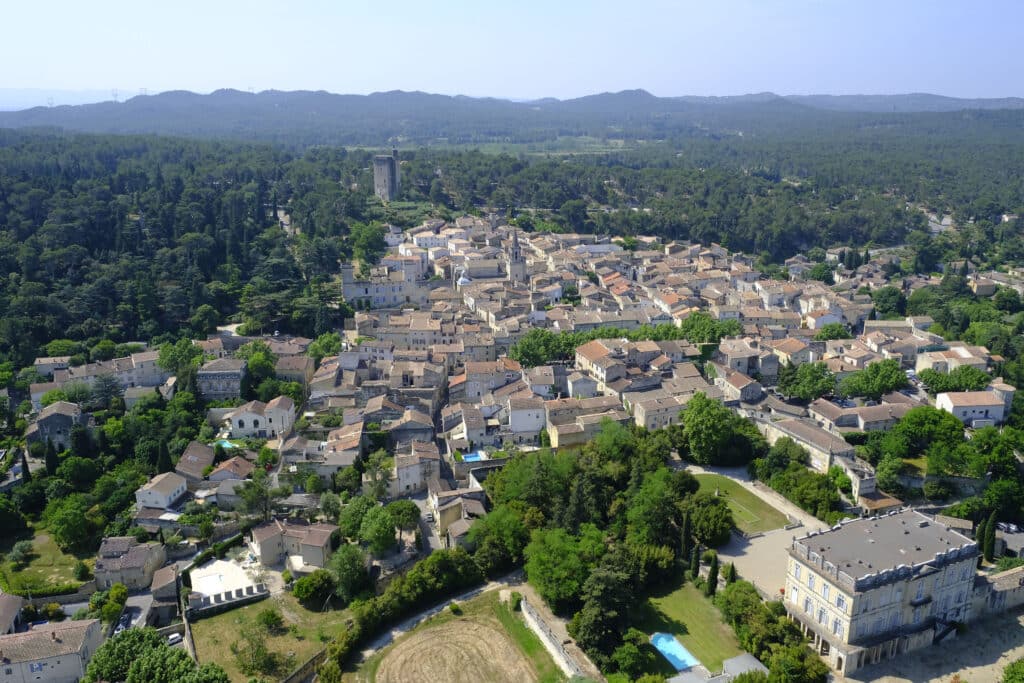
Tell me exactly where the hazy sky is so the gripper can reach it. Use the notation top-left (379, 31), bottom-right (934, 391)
top-left (4, 0), bottom-right (1022, 101)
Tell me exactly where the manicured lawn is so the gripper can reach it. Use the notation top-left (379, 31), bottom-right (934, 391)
top-left (696, 474), bottom-right (788, 534)
top-left (0, 526), bottom-right (91, 594)
top-left (631, 580), bottom-right (743, 674)
top-left (192, 591), bottom-right (351, 682)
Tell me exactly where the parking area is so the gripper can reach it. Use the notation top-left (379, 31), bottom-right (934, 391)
top-left (716, 529), bottom-right (796, 600)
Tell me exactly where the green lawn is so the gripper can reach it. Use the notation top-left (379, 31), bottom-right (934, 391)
top-left (631, 581), bottom-right (743, 675)
top-left (695, 474), bottom-right (788, 534)
top-left (192, 591), bottom-right (351, 682)
top-left (0, 526), bottom-right (91, 594)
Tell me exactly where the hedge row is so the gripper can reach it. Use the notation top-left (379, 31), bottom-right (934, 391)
top-left (319, 548), bottom-right (483, 676)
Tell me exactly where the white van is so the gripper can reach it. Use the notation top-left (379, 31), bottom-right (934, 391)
top-left (167, 633), bottom-right (183, 646)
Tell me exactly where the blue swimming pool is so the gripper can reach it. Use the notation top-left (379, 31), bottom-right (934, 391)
top-left (214, 439), bottom-right (237, 449)
top-left (462, 452), bottom-right (482, 462)
top-left (651, 632), bottom-right (699, 671)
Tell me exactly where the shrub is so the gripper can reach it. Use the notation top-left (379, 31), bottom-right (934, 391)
top-left (510, 591), bottom-right (522, 611)
top-left (256, 608), bottom-right (284, 632)
top-left (281, 569), bottom-right (293, 584)
top-left (293, 569), bottom-right (337, 609)
top-left (923, 479), bottom-right (956, 501)
top-left (8, 540), bottom-right (33, 565)
top-left (449, 602), bottom-right (462, 615)
top-left (42, 603), bottom-right (66, 621)
top-left (73, 560), bottom-right (91, 581)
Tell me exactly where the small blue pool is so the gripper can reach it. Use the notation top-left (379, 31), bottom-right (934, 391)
top-left (214, 439), bottom-right (237, 449)
top-left (462, 452), bottom-right (482, 462)
top-left (651, 632), bottom-right (699, 671)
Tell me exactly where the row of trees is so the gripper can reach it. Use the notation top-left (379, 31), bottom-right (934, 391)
top-left (508, 315), bottom-right (741, 368)
top-left (750, 438), bottom-right (846, 524)
top-left (777, 358), bottom-right (909, 403)
top-left (84, 628), bottom-right (228, 683)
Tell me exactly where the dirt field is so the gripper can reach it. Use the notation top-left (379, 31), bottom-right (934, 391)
top-left (374, 616), bottom-right (538, 683)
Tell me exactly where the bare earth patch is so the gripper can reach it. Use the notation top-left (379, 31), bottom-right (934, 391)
top-left (374, 616), bottom-right (538, 683)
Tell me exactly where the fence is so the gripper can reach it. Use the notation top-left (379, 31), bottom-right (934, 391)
top-left (280, 648), bottom-right (328, 683)
top-left (519, 596), bottom-right (585, 679)
top-left (186, 583), bottom-right (270, 621)
top-left (183, 609), bottom-right (198, 661)
top-left (24, 580), bottom-right (97, 607)
top-left (733, 528), bottom-right (764, 541)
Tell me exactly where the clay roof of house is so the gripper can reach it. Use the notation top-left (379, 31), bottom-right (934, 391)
top-left (200, 358), bottom-right (246, 373)
top-left (0, 593), bottom-right (25, 630)
top-left (939, 391), bottom-right (1003, 407)
top-left (176, 441), bottom-right (215, 480)
top-left (0, 619), bottom-right (99, 663)
top-left (140, 471), bottom-right (186, 497)
top-left (38, 401), bottom-right (82, 419)
top-left (150, 564), bottom-right (178, 592)
top-left (210, 456), bottom-right (255, 480)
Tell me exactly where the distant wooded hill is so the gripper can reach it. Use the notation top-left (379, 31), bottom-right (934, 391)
top-left (1, 89), bottom-right (1023, 147)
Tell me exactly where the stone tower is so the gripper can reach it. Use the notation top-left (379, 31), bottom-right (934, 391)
top-left (373, 149), bottom-right (400, 202)
top-left (506, 230), bottom-right (527, 284)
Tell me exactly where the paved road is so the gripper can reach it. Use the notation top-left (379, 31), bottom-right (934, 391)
top-left (410, 492), bottom-right (444, 552)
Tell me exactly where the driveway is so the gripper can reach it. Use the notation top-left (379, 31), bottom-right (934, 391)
top-left (679, 464), bottom-right (827, 599)
top-left (125, 592), bottom-right (153, 627)
top-left (409, 492), bottom-right (443, 553)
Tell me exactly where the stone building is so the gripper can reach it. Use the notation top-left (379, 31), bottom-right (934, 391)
top-left (373, 149), bottom-right (400, 201)
top-left (196, 358), bottom-right (247, 400)
top-left (784, 510), bottom-right (977, 675)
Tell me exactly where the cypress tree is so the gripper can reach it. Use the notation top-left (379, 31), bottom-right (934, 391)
top-left (725, 562), bottom-right (737, 584)
top-left (984, 510), bottom-right (998, 562)
top-left (45, 439), bottom-right (59, 476)
top-left (706, 552), bottom-right (719, 597)
top-left (689, 545), bottom-right (700, 579)
top-left (20, 451), bottom-right (31, 482)
top-left (975, 518), bottom-right (987, 556)
top-left (681, 510), bottom-right (693, 558)
top-left (158, 528), bottom-right (166, 545)
top-left (156, 441), bottom-right (172, 474)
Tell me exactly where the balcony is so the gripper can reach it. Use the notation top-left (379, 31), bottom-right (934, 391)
top-left (910, 594), bottom-right (932, 607)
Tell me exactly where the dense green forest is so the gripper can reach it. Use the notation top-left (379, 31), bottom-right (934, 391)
top-left (1, 122), bottom-right (1023, 370)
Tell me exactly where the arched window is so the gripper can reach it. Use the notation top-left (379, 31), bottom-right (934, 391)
top-left (253, 419), bottom-right (259, 428)
top-left (238, 419), bottom-right (245, 428)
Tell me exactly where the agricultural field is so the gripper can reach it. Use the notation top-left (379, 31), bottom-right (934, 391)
top-left (353, 590), bottom-right (563, 683)
top-left (696, 473), bottom-right (788, 534)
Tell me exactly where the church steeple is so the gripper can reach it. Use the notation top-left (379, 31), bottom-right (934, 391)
top-left (506, 229), bottom-right (527, 284)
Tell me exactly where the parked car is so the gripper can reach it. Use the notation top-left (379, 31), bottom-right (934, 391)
top-left (167, 633), bottom-right (183, 645)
